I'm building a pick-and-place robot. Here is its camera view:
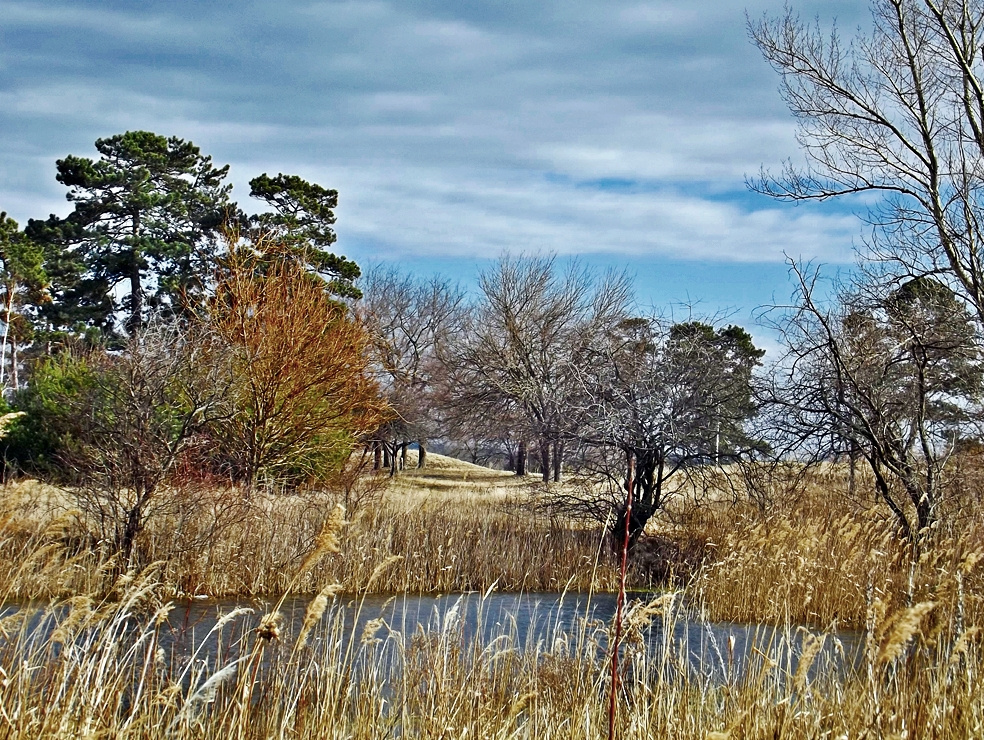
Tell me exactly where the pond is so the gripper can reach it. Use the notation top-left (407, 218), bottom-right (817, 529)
top-left (157, 590), bottom-right (863, 683)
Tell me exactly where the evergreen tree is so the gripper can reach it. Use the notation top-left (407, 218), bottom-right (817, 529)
top-left (25, 214), bottom-right (113, 342)
top-left (248, 173), bottom-right (361, 299)
top-left (582, 318), bottom-right (764, 545)
top-left (0, 213), bottom-right (47, 389)
top-left (668, 322), bottom-right (766, 458)
top-left (33, 131), bottom-right (233, 335)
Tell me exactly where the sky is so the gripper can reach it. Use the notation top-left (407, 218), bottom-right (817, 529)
top-left (0, 0), bottom-right (873, 350)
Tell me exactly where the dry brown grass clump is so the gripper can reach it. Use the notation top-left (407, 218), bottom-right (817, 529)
top-left (683, 466), bottom-right (984, 631)
top-left (691, 506), bottom-right (903, 627)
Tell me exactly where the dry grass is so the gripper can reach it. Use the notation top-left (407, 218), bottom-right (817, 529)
top-left (1, 550), bottom-right (983, 738)
top-left (4, 457), bottom-right (984, 736)
top-left (0, 454), bottom-right (618, 599)
top-left (382, 449), bottom-right (536, 504)
top-left (674, 465), bottom-right (984, 631)
top-left (689, 505), bottom-right (904, 628)
top-left (5, 455), bottom-right (984, 628)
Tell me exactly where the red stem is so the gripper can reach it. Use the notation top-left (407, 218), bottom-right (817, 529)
top-left (609, 450), bottom-right (633, 740)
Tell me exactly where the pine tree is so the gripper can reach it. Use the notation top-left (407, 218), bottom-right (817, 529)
top-left (35, 131), bottom-right (233, 335)
top-left (0, 213), bottom-right (47, 390)
top-left (248, 173), bottom-right (361, 299)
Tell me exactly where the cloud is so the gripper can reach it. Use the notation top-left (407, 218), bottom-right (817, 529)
top-left (535, 116), bottom-right (802, 183)
top-left (328, 164), bottom-right (859, 264)
top-left (0, 0), bottom-right (871, 271)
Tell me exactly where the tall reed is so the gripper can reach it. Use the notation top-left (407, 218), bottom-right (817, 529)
top-left (0, 483), bottom-right (619, 599)
top-left (4, 463), bottom-right (984, 737)
top-left (2, 567), bottom-right (983, 738)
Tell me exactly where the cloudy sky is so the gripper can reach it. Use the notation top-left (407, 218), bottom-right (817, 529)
top-left (0, 0), bottom-right (871, 336)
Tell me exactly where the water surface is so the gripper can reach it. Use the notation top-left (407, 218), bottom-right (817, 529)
top-left (159, 591), bottom-right (862, 682)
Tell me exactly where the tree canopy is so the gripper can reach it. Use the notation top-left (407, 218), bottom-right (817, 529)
top-left (571, 317), bottom-right (764, 544)
top-left (751, 0), bottom-right (984, 323)
top-left (0, 213), bottom-right (47, 390)
top-left (19, 133), bottom-right (365, 345)
top-left (248, 173), bottom-right (361, 299)
top-left (36, 131), bottom-right (233, 335)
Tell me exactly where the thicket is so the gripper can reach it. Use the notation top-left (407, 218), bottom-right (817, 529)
top-left (0, 235), bottom-right (387, 567)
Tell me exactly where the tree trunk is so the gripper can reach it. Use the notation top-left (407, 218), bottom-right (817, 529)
top-left (910, 480), bottom-right (935, 540)
top-left (552, 440), bottom-right (563, 483)
top-left (382, 443), bottom-right (391, 469)
top-left (612, 452), bottom-right (646, 550)
top-left (11, 339), bottom-right (17, 391)
top-left (400, 442), bottom-right (408, 470)
top-left (516, 440), bottom-right (527, 476)
top-left (540, 441), bottom-right (550, 484)
top-left (417, 440), bottom-right (427, 469)
top-left (848, 449), bottom-right (857, 498)
top-left (130, 254), bottom-right (142, 334)
top-left (389, 441), bottom-right (398, 478)
top-left (245, 430), bottom-right (262, 491)
top-left (373, 440), bottom-right (382, 470)
top-left (635, 450), bottom-right (659, 513)
top-left (129, 215), bottom-right (143, 335)
top-left (0, 285), bottom-right (13, 390)
top-left (872, 461), bottom-right (913, 542)
top-left (612, 450), bottom-right (660, 550)
top-left (120, 496), bottom-right (145, 568)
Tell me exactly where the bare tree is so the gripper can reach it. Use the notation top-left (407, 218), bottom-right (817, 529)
top-left (563, 317), bottom-right (764, 546)
top-left (762, 265), bottom-right (983, 544)
top-left (438, 393), bottom-right (527, 469)
top-left (64, 318), bottom-right (232, 565)
top-left (360, 266), bottom-right (466, 472)
top-left (446, 255), bottom-right (632, 483)
top-left (751, 0), bottom-right (984, 321)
